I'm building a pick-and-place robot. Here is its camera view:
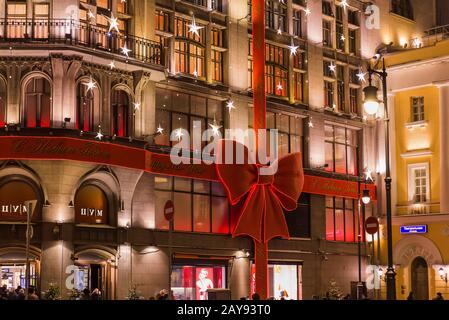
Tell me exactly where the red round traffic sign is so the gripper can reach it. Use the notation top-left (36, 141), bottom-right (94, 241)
top-left (365, 216), bottom-right (379, 235)
top-left (164, 200), bottom-right (174, 221)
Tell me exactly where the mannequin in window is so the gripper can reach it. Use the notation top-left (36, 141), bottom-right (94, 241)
top-left (196, 269), bottom-right (214, 300)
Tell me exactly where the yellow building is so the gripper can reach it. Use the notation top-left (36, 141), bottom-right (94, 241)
top-left (378, 34), bottom-right (449, 300)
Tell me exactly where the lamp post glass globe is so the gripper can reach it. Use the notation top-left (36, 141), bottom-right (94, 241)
top-left (362, 189), bottom-right (371, 205)
top-left (363, 85), bottom-right (380, 115)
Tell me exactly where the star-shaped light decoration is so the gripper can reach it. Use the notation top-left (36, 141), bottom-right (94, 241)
top-left (356, 69), bottom-right (366, 83)
top-left (209, 118), bottom-right (222, 137)
top-left (226, 100), bottom-right (236, 114)
top-left (107, 13), bottom-right (120, 33)
top-left (365, 169), bottom-right (374, 182)
top-left (175, 128), bottom-right (184, 141)
top-left (193, 70), bottom-right (198, 78)
top-left (304, 8), bottom-right (311, 16)
top-left (156, 124), bottom-right (164, 135)
top-left (340, 0), bottom-right (349, 10)
top-left (84, 77), bottom-right (97, 91)
top-left (288, 38), bottom-right (299, 56)
top-left (187, 14), bottom-right (204, 38)
top-left (328, 62), bottom-right (337, 73)
top-left (276, 83), bottom-right (283, 92)
top-left (96, 127), bottom-right (104, 140)
top-left (279, 0), bottom-right (285, 4)
top-left (277, 28), bottom-right (282, 35)
top-left (133, 102), bottom-right (140, 111)
top-left (88, 10), bottom-right (95, 19)
top-left (340, 35), bottom-right (346, 41)
top-left (121, 43), bottom-right (131, 57)
top-left (108, 60), bottom-right (116, 70)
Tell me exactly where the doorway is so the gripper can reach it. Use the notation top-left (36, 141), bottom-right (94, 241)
top-left (411, 257), bottom-right (429, 300)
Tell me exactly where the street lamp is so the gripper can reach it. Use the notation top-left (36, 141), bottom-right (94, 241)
top-left (363, 58), bottom-right (396, 300)
top-left (356, 174), bottom-right (370, 300)
top-left (362, 189), bottom-right (371, 205)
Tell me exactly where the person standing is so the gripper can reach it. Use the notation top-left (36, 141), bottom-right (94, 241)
top-left (433, 292), bottom-right (444, 300)
top-left (407, 292), bottom-right (414, 300)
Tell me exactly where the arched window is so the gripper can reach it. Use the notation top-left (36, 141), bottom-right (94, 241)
top-left (111, 89), bottom-right (129, 137)
top-left (0, 78), bottom-right (6, 127)
top-left (77, 80), bottom-right (100, 132)
top-left (24, 77), bottom-right (51, 128)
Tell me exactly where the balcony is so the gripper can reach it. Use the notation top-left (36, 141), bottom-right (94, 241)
top-left (0, 19), bottom-right (164, 67)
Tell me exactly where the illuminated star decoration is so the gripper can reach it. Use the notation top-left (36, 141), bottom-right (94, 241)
top-left (107, 13), bottom-right (120, 33)
top-left (308, 118), bottom-right (314, 128)
top-left (109, 60), bottom-right (116, 69)
top-left (277, 28), bottom-right (282, 35)
top-left (276, 83), bottom-right (283, 92)
top-left (357, 69), bottom-right (366, 83)
top-left (209, 118), bottom-right (222, 137)
top-left (96, 127), bottom-right (104, 140)
top-left (365, 169), bottom-right (374, 182)
top-left (340, 35), bottom-right (346, 41)
top-left (328, 62), bottom-right (336, 73)
top-left (340, 0), bottom-right (349, 10)
top-left (121, 43), bottom-right (131, 57)
top-left (84, 77), bottom-right (97, 91)
top-left (226, 100), bottom-right (236, 114)
top-left (175, 128), bottom-right (184, 141)
top-left (187, 15), bottom-right (204, 38)
top-left (288, 38), bottom-right (299, 56)
top-left (279, 0), bottom-right (285, 4)
top-left (88, 10), bottom-right (95, 19)
top-left (156, 124), bottom-right (164, 135)
top-left (304, 8), bottom-right (311, 16)
top-left (193, 69), bottom-right (198, 78)
top-left (133, 102), bottom-right (140, 111)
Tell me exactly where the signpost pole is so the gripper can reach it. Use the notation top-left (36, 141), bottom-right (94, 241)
top-left (164, 199), bottom-right (175, 300)
top-left (24, 201), bottom-right (35, 300)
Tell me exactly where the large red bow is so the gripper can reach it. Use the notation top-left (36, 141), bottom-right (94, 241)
top-left (215, 140), bottom-right (304, 243)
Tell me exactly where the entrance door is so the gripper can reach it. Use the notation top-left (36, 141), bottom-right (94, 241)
top-left (411, 257), bottom-right (429, 300)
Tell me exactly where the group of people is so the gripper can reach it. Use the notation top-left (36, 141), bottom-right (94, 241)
top-left (407, 291), bottom-right (444, 300)
top-left (78, 288), bottom-right (102, 300)
top-left (0, 285), bottom-right (39, 300)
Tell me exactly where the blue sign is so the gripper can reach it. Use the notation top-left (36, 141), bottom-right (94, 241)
top-left (400, 225), bottom-right (427, 234)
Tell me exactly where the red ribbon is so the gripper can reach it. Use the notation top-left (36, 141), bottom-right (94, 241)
top-left (215, 140), bottom-right (304, 243)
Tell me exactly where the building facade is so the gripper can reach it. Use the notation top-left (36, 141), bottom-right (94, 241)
top-left (0, 0), bottom-right (435, 300)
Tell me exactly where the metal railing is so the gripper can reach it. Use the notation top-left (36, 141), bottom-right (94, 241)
top-left (0, 19), bottom-right (163, 66)
top-left (417, 24), bottom-right (449, 48)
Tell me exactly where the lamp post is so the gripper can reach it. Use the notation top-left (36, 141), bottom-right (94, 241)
top-left (363, 58), bottom-right (396, 300)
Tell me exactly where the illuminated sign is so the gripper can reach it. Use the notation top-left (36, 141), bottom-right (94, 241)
top-left (400, 225), bottom-right (427, 234)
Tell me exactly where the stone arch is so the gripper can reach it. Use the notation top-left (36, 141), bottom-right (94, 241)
top-left (394, 235), bottom-right (444, 267)
top-left (0, 244), bottom-right (42, 261)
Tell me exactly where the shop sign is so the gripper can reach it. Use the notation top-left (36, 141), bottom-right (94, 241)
top-left (80, 208), bottom-right (104, 218)
top-left (74, 185), bottom-right (108, 225)
top-left (400, 225), bottom-right (427, 234)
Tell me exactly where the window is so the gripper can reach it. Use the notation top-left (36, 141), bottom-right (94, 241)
top-left (155, 88), bottom-right (224, 147)
top-left (248, 38), bottom-right (253, 89)
top-left (337, 65), bottom-right (345, 112)
top-left (411, 97), bottom-right (424, 122)
top-left (324, 81), bottom-right (335, 109)
top-left (265, 111), bottom-right (303, 158)
top-left (325, 125), bottom-right (358, 175)
top-left (326, 197), bottom-right (362, 243)
top-left (155, 10), bottom-right (170, 32)
top-left (24, 77), bottom-right (51, 128)
top-left (117, 0), bottom-right (128, 14)
top-left (349, 29), bottom-right (358, 55)
top-left (322, 20), bottom-right (333, 48)
top-left (408, 164), bottom-right (429, 204)
top-left (322, 0), bottom-right (334, 16)
top-left (0, 79), bottom-right (5, 127)
top-left (175, 17), bottom-right (206, 78)
top-left (336, 22), bottom-right (345, 51)
top-left (350, 88), bottom-right (359, 115)
top-left (285, 193), bottom-right (311, 238)
top-left (391, 0), bottom-right (414, 20)
top-left (184, 0), bottom-right (207, 8)
top-left (265, 43), bottom-right (288, 97)
top-left (154, 176), bottom-right (230, 234)
top-left (33, 3), bottom-right (49, 39)
top-left (211, 50), bottom-right (223, 83)
top-left (293, 10), bottom-right (304, 38)
top-left (77, 80), bottom-right (100, 132)
top-left (111, 89), bottom-right (130, 137)
top-left (348, 9), bottom-right (359, 25)
top-left (6, 2), bottom-right (27, 38)
top-left (266, 0), bottom-right (287, 32)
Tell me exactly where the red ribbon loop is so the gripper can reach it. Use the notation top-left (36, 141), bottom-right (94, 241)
top-left (215, 140), bottom-right (304, 243)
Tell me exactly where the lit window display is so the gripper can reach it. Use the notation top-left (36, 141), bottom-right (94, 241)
top-left (251, 264), bottom-right (302, 300)
top-left (1, 264), bottom-right (37, 289)
top-left (171, 265), bottom-right (226, 300)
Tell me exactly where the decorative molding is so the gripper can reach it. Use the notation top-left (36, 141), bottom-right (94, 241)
top-left (401, 149), bottom-right (433, 158)
top-left (405, 120), bottom-right (428, 129)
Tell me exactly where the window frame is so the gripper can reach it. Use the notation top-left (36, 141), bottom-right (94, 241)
top-left (408, 163), bottom-right (430, 204)
top-left (411, 96), bottom-right (425, 123)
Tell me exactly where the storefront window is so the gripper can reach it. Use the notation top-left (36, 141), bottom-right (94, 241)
top-left (326, 196), bottom-right (362, 243)
top-left (250, 264), bottom-right (302, 300)
top-left (0, 264), bottom-right (37, 290)
top-left (155, 176), bottom-right (230, 234)
top-left (325, 124), bottom-right (359, 175)
top-left (171, 265), bottom-right (226, 300)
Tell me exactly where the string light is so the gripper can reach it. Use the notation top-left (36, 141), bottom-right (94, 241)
top-left (226, 100), bottom-right (236, 114)
top-left (188, 14), bottom-right (203, 37)
top-left (121, 43), bottom-right (131, 57)
top-left (288, 38), bottom-right (299, 56)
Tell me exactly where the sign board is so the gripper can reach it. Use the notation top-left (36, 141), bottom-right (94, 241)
top-left (400, 225), bottom-right (427, 234)
top-left (365, 217), bottom-right (379, 235)
top-left (164, 200), bottom-right (174, 221)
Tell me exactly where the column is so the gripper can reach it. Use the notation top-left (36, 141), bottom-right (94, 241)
top-left (438, 83), bottom-right (449, 214)
top-left (230, 253), bottom-right (250, 300)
